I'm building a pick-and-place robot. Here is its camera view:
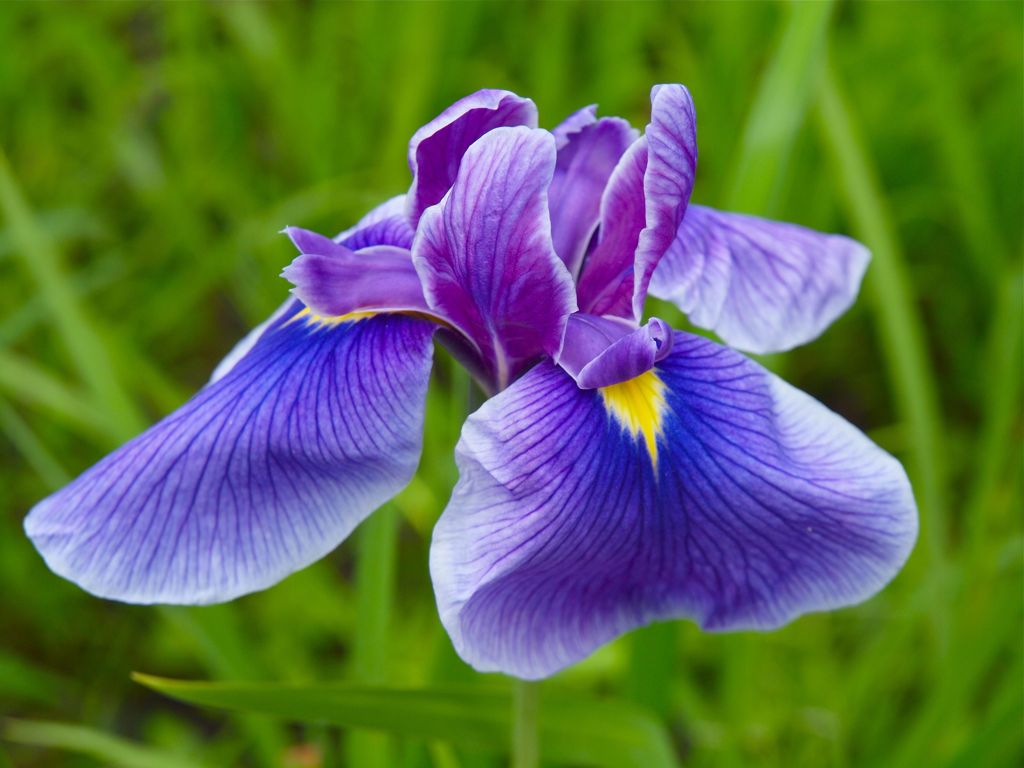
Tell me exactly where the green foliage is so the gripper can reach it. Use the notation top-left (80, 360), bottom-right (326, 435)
top-left (0, 2), bottom-right (1020, 767)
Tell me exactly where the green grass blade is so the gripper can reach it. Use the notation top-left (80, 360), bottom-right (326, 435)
top-left (813, 57), bottom-right (950, 589)
top-left (349, 506), bottom-right (401, 768)
top-left (723, 0), bottom-right (835, 215)
top-left (133, 675), bottom-right (679, 768)
top-left (0, 147), bottom-right (143, 439)
top-left (2, 718), bottom-right (208, 768)
top-left (0, 397), bottom-right (69, 489)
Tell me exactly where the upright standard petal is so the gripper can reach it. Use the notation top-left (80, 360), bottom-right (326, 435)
top-left (576, 84), bottom-right (697, 320)
top-left (649, 205), bottom-right (871, 353)
top-left (26, 305), bottom-right (435, 604)
top-left (406, 90), bottom-right (538, 226)
top-left (413, 126), bottom-right (576, 391)
top-left (549, 117), bottom-right (638, 275)
top-left (431, 333), bottom-right (916, 679)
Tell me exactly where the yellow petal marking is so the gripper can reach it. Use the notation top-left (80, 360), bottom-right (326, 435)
top-left (289, 307), bottom-right (376, 329)
top-left (599, 369), bottom-right (667, 466)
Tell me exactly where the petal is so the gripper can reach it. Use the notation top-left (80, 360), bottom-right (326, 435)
top-left (649, 205), bottom-right (871, 354)
top-left (335, 195), bottom-right (415, 250)
top-left (552, 104), bottom-right (597, 149)
top-left (556, 312), bottom-right (672, 389)
top-left (549, 117), bottom-right (638, 275)
top-left (282, 241), bottom-right (433, 318)
top-left (412, 126), bottom-right (576, 391)
top-left (406, 90), bottom-right (538, 227)
top-left (431, 333), bottom-right (916, 679)
top-left (26, 305), bottom-right (435, 604)
top-left (577, 84), bottom-right (697, 320)
top-left (632, 84), bottom-right (698, 319)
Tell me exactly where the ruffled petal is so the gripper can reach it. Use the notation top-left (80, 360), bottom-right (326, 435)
top-left (550, 117), bottom-right (638, 275)
top-left (26, 305), bottom-right (435, 604)
top-left (406, 90), bottom-right (538, 227)
top-left (431, 332), bottom-right (916, 679)
top-left (649, 205), bottom-right (871, 353)
top-left (552, 105), bottom-right (597, 149)
top-left (576, 84), bottom-right (697, 321)
top-left (412, 126), bottom-right (576, 391)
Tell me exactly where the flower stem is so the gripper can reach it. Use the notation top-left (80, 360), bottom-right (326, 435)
top-left (511, 679), bottom-right (540, 768)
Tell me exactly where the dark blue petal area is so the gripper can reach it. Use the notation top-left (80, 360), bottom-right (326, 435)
top-left (430, 333), bottom-right (916, 679)
top-left (26, 305), bottom-right (435, 604)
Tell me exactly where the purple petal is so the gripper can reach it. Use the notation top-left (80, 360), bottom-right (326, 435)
top-left (556, 312), bottom-right (672, 389)
top-left (335, 195), bottom-right (415, 250)
top-left (25, 305), bottom-right (435, 604)
top-left (649, 205), bottom-right (871, 353)
top-left (550, 117), bottom-right (638, 275)
top-left (412, 126), bottom-right (576, 391)
top-left (574, 138), bottom-right (648, 317)
top-left (431, 333), bottom-right (916, 679)
top-left (552, 104), bottom-right (597, 149)
top-left (576, 84), bottom-right (697, 321)
top-left (283, 243), bottom-right (433, 318)
top-left (407, 90), bottom-right (538, 227)
top-left (632, 84), bottom-right (698, 319)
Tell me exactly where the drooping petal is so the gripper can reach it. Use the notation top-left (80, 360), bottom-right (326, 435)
top-left (576, 84), bottom-right (697, 321)
top-left (550, 117), bottom-right (638, 275)
top-left (335, 195), bottom-right (415, 250)
top-left (431, 332), bottom-right (916, 679)
top-left (556, 312), bottom-right (672, 389)
top-left (413, 126), bottom-right (576, 391)
top-left (406, 90), bottom-right (538, 227)
top-left (649, 205), bottom-right (871, 353)
top-left (26, 305), bottom-right (435, 604)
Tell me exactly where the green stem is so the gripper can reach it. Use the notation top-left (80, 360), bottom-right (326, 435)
top-left (349, 506), bottom-right (399, 768)
top-left (511, 680), bottom-right (540, 768)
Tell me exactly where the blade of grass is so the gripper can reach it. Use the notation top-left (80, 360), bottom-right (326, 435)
top-left (157, 607), bottom-right (287, 768)
top-left (349, 506), bottom-right (400, 768)
top-left (0, 397), bottom-right (69, 489)
top-left (0, 349), bottom-right (112, 444)
top-left (723, 0), bottom-right (835, 216)
top-left (0, 147), bottom-right (143, 439)
top-left (133, 675), bottom-right (680, 768)
top-left (2, 718), bottom-right (207, 768)
top-left (814, 57), bottom-right (950, 631)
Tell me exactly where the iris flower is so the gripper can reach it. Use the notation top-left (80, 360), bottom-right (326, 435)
top-left (25, 85), bottom-right (917, 679)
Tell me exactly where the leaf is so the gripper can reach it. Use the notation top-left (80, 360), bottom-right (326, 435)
top-left (133, 675), bottom-right (679, 768)
top-left (2, 719), bottom-right (207, 768)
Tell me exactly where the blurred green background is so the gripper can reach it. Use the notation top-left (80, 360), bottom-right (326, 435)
top-left (1, 1), bottom-right (1021, 767)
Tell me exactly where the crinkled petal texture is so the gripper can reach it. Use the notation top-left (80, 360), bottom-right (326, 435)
top-left (431, 333), bottom-right (916, 679)
top-left (26, 304), bottom-right (435, 604)
top-left (649, 205), bottom-right (871, 354)
top-left (413, 126), bottom-right (576, 391)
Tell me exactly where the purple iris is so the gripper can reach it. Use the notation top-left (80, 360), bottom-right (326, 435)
top-left (24, 85), bottom-right (917, 680)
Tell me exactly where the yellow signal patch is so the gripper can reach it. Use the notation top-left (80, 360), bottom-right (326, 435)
top-left (290, 307), bottom-right (375, 329)
top-left (599, 369), bottom-right (667, 466)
